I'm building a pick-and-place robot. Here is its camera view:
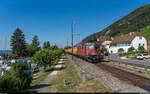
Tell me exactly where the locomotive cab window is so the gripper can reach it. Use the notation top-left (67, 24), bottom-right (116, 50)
top-left (89, 45), bottom-right (94, 50)
top-left (86, 45), bottom-right (89, 49)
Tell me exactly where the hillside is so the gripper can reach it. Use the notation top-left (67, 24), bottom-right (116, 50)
top-left (82, 4), bottom-right (150, 43)
top-left (140, 26), bottom-right (150, 40)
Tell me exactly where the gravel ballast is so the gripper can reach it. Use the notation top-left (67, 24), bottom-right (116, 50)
top-left (66, 55), bottom-right (148, 93)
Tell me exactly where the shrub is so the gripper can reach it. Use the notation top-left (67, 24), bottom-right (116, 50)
top-left (32, 49), bottom-right (63, 71)
top-left (118, 48), bottom-right (124, 53)
top-left (0, 74), bottom-right (22, 93)
top-left (11, 62), bottom-right (32, 88)
top-left (138, 46), bottom-right (146, 53)
top-left (128, 47), bottom-right (135, 54)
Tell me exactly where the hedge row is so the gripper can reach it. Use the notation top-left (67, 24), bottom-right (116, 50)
top-left (32, 49), bottom-right (63, 70)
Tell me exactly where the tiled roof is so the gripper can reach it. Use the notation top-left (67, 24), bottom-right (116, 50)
top-left (97, 36), bottom-right (112, 44)
top-left (111, 32), bottom-right (142, 45)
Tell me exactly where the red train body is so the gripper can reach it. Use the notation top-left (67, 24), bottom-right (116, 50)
top-left (77, 43), bottom-right (101, 62)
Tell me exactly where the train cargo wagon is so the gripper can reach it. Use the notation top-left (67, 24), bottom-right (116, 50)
top-left (65, 47), bottom-right (77, 55)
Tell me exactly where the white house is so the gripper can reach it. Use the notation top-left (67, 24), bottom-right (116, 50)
top-left (97, 36), bottom-right (112, 50)
top-left (108, 32), bottom-right (147, 54)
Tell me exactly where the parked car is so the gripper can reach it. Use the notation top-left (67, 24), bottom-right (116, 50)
top-left (137, 53), bottom-right (150, 60)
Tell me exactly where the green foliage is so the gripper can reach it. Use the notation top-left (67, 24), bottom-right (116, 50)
top-left (11, 62), bottom-right (32, 88)
top-left (32, 49), bottom-right (62, 70)
top-left (43, 41), bottom-right (50, 49)
top-left (10, 28), bottom-right (27, 56)
top-left (82, 4), bottom-right (150, 43)
top-left (43, 42), bottom-right (47, 49)
top-left (46, 41), bottom-right (50, 48)
top-left (118, 48), bottom-right (124, 53)
top-left (64, 46), bottom-right (72, 50)
top-left (138, 46), bottom-right (146, 53)
top-left (49, 45), bottom-right (58, 50)
top-left (101, 46), bottom-right (107, 54)
top-left (0, 62), bottom-right (32, 92)
top-left (31, 35), bottom-right (40, 50)
top-left (128, 47), bottom-right (135, 54)
top-left (0, 74), bottom-right (22, 93)
top-left (26, 45), bottom-right (38, 57)
top-left (140, 26), bottom-right (150, 40)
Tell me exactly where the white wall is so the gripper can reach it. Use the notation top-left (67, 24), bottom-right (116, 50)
top-left (108, 36), bottom-right (147, 54)
top-left (108, 46), bottom-right (131, 54)
top-left (132, 36), bottom-right (147, 50)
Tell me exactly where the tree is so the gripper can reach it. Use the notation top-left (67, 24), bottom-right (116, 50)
top-left (138, 46), bottom-right (146, 53)
top-left (49, 45), bottom-right (58, 50)
top-left (128, 47), bottom-right (135, 54)
top-left (46, 41), bottom-right (50, 48)
top-left (31, 35), bottom-right (40, 50)
top-left (10, 28), bottom-right (27, 56)
top-left (118, 48), bottom-right (124, 53)
top-left (43, 41), bottom-right (50, 49)
top-left (26, 45), bottom-right (38, 57)
top-left (43, 42), bottom-right (46, 49)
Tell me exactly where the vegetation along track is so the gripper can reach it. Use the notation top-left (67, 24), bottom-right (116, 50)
top-left (95, 62), bottom-right (150, 91)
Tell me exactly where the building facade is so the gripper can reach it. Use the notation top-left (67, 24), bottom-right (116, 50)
top-left (108, 32), bottom-right (147, 54)
top-left (97, 36), bottom-right (112, 51)
top-left (147, 40), bottom-right (150, 55)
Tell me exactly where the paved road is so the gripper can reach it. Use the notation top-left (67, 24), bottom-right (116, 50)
top-left (107, 54), bottom-right (150, 67)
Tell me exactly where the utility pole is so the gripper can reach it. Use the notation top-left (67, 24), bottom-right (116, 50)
top-left (72, 22), bottom-right (74, 60)
top-left (67, 37), bottom-right (68, 46)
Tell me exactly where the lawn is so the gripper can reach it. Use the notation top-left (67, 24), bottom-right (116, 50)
top-left (49, 57), bottom-right (111, 93)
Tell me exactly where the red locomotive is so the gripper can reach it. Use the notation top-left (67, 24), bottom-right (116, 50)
top-left (77, 42), bottom-right (101, 62)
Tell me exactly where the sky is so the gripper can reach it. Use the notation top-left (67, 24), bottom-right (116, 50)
top-left (0, 0), bottom-right (150, 50)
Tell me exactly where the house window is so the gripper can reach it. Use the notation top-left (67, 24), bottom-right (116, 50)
top-left (143, 43), bottom-right (145, 46)
top-left (139, 43), bottom-right (141, 47)
top-left (139, 36), bottom-right (142, 40)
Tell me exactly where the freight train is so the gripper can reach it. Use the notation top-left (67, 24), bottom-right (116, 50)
top-left (65, 42), bottom-right (102, 63)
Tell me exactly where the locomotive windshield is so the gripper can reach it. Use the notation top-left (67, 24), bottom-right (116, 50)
top-left (89, 45), bottom-right (94, 49)
top-left (86, 45), bottom-right (94, 50)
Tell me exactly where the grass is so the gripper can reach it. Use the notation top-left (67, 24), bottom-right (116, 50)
top-left (31, 58), bottom-right (60, 87)
top-left (140, 70), bottom-right (150, 75)
top-left (30, 66), bottom-right (54, 87)
top-left (49, 57), bottom-right (111, 93)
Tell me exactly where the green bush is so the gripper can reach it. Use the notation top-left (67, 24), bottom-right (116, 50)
top-left (138, 46), bottom-right (146, 53)
top-left (118, 48), bottom-right (124, 53)
top-left (0, 74), bottom-right (22, 93)
top-left (32, 49), bottom-right (63, 70)
top-left (11, 62), bottom-right (32, 88)
top-left (128, 47), bottom-right (135, 54)
top-left (0, 61), bottom-right (32, 93)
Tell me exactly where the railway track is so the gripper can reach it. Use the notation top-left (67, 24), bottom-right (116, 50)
top-left (67, 54), bottom-right (150, 91)
top-left (95, 63), bottom-right (150, 91)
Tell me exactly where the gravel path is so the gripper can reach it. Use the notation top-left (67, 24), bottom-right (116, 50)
top-left (67, 55), bottom-right (149, 93)
top-left (31, 59), bottom-right (64, 93)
